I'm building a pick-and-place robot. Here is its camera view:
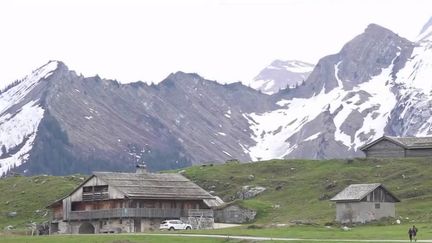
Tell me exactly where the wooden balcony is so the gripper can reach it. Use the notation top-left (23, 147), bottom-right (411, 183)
top-left (64, 208), bottom-right (213, 221)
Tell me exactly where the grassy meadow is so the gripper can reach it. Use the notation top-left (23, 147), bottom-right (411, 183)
top-left (1, 157), bottom-right (432, 242)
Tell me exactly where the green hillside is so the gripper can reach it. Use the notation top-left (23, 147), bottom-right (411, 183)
top-left (183, 158), bottom-right (432, 225)
top-left (0, 174), bottom-right (84, 230)
top-left (1, 157), bottom-right (432, 230)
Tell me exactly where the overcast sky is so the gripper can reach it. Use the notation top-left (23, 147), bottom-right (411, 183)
top-left (0, 0), bottom-right (431, 88)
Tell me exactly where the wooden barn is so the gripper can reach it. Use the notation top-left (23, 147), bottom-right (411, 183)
top-left (330, 183), bottom-right (400, 224)
top-left (47, 166), bottom-right (216, 234)
top-left (359, 136), bottom-right (432, 158)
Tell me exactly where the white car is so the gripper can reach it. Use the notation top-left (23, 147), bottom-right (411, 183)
top-left (159, 219), bottom-right (192, 230)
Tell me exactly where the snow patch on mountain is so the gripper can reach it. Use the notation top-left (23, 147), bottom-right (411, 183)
top-left (392, 36), bottom-right (432, 137)
top-left (0, 61), bottom-right (57, 176)
top-left (304, 132), bottom-right (320, 141)
top-left (0, 100), bottom-right (45, 176)
top-left (395, 41), bottom-right (432, 92)
top-left (418, 17), bottom-right (432, 41)
top-left (266, 60), bottom-right (314, 73)
top-left (334, 61), bottom-right (343, 88)
top-left (351, 63), bottom-right (398, 147)
top-left (0, 61), bottom-right (57, 114)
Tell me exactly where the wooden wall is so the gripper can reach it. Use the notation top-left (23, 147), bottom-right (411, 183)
top-left (406, 148), bottom-right (432, 157)
top-left (364, 139), bottom-right (432, 158)
top-left (361, 187), bottom-right (398, 203)
top-left (364, 140), bottom-right (405, 158)
top-left (52, 204), bottom-right (64, 220)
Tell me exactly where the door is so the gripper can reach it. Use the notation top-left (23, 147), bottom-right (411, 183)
top-left (134, 219), bottom-right (141, 232)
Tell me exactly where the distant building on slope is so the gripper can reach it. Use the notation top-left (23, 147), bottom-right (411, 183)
top-left (330, 183), bottom-right (400, 224)
top-left (47, 165), bottom-right (217, 234)
top-left (359, 136), bottom-right (432, 158)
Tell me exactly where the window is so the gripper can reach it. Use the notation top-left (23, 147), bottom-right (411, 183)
top-left (83, 186), bottom-right (92, 193)
top-left (83, 185), bottom-right (108, 193)
top-left (82, 185), bottom-right (109, 201)
top-left (375, 203), bottom-right (380, 209)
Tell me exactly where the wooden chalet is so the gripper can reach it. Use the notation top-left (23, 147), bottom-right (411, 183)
top-left (47, 166), bottom-right (216, 234)
top-left (330, 183), bottom-right (400, 223)
top-left (360, 136), bottom-right (432, 158)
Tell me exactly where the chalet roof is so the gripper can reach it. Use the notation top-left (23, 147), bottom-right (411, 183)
top-left (359, 136), bottom-right (432, 151)
top-left (388, 136), bottom-right (432, 147)
top-left (330, 183), bottom-right (400, 202)
top-left (93, 172), bottom-right (214, 200)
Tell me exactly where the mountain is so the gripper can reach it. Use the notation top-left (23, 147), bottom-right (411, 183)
top-left (247, 21), bottom-right (432, 160)
top-left (248, 60), bottom-right (314, 95)
top-left (0, 63), bottom-right (274, 176)
top-left (1, 17), bottom-right (432, 176)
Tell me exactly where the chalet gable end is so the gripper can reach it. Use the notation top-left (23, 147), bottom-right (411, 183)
top-left (69, 175), bottom-right (126, 202)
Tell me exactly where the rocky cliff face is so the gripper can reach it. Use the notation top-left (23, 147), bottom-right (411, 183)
top-left (1, 18), bottom-right (432, 176)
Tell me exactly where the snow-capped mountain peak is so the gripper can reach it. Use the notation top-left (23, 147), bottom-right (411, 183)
top-left (267, 60), bottom-right (314, 73)
top-left (249, 60), bottom-right (314, 95)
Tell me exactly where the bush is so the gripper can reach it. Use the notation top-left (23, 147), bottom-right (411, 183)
top-left (247, 224), bottom-right (264, 229)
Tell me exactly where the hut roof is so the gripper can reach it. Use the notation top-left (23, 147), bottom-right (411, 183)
top-left (203, 196), bottom-right (225, 208)
top-left (330, 183), bottom-right (400, 202)
top-left (93, 172), bottom-right (214, 200)
top-left (360, 136), bottom-right (432, 151)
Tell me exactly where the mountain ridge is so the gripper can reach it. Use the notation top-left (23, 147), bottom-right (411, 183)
top-left (0, 61), bottom-right (275, 176)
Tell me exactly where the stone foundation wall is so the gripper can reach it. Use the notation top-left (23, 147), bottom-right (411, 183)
top-left (180, 217), bottom-right (214, 229)
top-left (52, 218), bottom-right (134, 234)
top-left (51, 216), bottom-right (213, 234)
top-left (214, 205), bottom-right (256, 223)
top-left (140, 218), bottom-right (162, 231)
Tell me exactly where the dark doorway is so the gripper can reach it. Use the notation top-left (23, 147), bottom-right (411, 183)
top-left (50, 222), bottom-right (59, 234)
top-left (78, 222), bottom-right (95, 234)
top-left (134, 219), bottom-right (141, 232)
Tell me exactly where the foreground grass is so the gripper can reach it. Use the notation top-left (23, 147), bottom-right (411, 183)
top-left (0, 234), bottom-right (239, 243)
top-left (0, 235), bottom-right (419, 243)
top-left (190, 223), bottom-right (432, 240)
top-left (1, 224), bottom-right (432, 243)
